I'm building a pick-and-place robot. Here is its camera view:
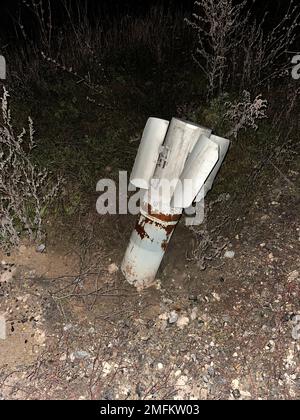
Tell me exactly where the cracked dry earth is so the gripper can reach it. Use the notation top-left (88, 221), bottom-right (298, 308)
top-left (0, 172), bottom-right (299, 400)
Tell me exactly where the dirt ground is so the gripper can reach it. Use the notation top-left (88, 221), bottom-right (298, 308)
top-left (0, 168), bottom-right (299, 400)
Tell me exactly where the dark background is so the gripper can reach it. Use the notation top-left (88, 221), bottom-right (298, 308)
top-left (0, 0), bottom-right (295, 40)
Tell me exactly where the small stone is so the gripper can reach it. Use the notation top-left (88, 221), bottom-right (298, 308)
top-left (63, 324), bottom-right (73, 332)
top-left (240, 390), bottom-right (252, 398)
top-left (208, 367), bottom-right (215, 377)
top-left (176, 375), bottom-right (188, 387)
top-left (159, 313), bottom-right (168, 321)
top-left (168, 311), bottom-right (179, 324)
top-left (157, 363), bottom-right (164, 370)
top-left (36, 244), bottom-right (46, 253)
top-left (102, 361), bottom-right (113, 377)
top-left (231, 379), bottom-right (240, 390)
top-left (212, 292), bottom-right (221, 302)
top-left (224, 250), bottom-right (235, 259)
top-left (0, 314), bottom-right (6, 340)
top-left (176, 316), bottom-right (190, 329)
top-left (222, 315), bottom-right (231, 323)
top-left (190, 307), bottom-right (198, 321)
top-left (292, 316), bottom-right (300, 340)
top-left (265, 340), bottom-right (276, 352)
top-left (232, 389), bottom-right (241, 399)
top-left (155, 279), bottom-right (162, 290)
top-left (108, 263), bottom-right (118, 274)
top-left (200, 388), bottom-right (208, 400)
top-left (70, 350), bottom-right (91, 361)
top-left (288, 271), bottom-right (299, 283)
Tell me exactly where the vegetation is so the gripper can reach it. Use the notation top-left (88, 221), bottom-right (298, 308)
top-left (0, 0), bottom-right (299, 249)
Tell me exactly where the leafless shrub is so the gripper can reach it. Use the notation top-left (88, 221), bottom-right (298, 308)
top-left (225, 91), bottom-right (268, 139)
top-left (187, 0), bottom-right (300, 94)
top-left (186, 0), bottom-right (250, 96)
top-left (241, 1), bottom-right (300, 89)
top-left (0, 87), bottom-right (62, 248)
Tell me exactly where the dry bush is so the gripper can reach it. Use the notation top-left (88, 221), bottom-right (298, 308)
top-left (225, 91), bottom-right (268, 139)
top-left (241, 1), bottom-right (300, 89)
top-left (0, 87), bottom-right (62, 249)
top-left (186, 0), bottom-right (250, 96)
top-left (187, 0), bottom-right (300, 95)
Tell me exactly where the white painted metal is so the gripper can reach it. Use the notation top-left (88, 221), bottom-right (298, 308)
top-left (123, 118), bottom-right (230, 290)
top-left (151, 118), bottom-right (210, 208)
top-left (188, 125), bottom-right (212, 153)
top-left (195, 134), bottom-right (230, 201)
top-left (121, 199), bottom-right (182, 289)
top-left (130, 117), bottom-right (169, 189)
top-left (154, 118), bottom-right (208, 183)
top-left (171, 135), bottom-right (219, 209)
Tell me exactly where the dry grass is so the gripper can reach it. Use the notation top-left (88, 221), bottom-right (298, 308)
top-left (0, 87), bottom-right (62, 249)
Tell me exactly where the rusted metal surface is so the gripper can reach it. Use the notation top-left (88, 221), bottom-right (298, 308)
top-left (121, 209), bottom-right (182, 289)
top-left (147, 204), bottom-right (182, 222)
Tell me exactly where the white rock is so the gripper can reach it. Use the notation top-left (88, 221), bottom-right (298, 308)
top-left (231, 379), bottom-right (240, 390)
top-left (63, 323), bottom-right (73, 332)
top-left (212, 292), bottom-right (221, 302)
top-left (292, 316), bottom-right (300, 340)
top-left (159, 313), bottom-right (168, 321)
top-left (176, 316), bottom-right (189, 329)
top-left (190, 307), bottom-right (198, 321)
top-left (265, 340), bottom-right (276, 352)
top-left (176, 375), bottom-right (188, 387)
top-left (70, 350), bottom-right (91, 361)
top-left (200, 388), bottom-right (208, 400)
top-left (108, 263), bottom-right (119, 274)
top-left (0, 313), bottom-right (6, 340)
top-left (168, 311), bottom-right (179, 324)
top-left (36, 244), bottom-right (46, 253)
top-left (224, 250), bottom-right (235, 259)
top-left (288, 270), bottom-right (299, 283)
top-left (102, 361), bottom-right (112, 377)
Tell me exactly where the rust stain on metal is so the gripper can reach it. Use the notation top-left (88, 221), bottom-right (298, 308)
top-left (135, 213), bottom-right (180, 242)
top-left (147, 204), bottom-right (181, 222)
top-left (164, 223), bottom-right (177, 235)
top-left (135, 207), bottom-right (181, 250)
top-left (135, 218), bottom-right (151, 240)
top-left (161, 224), bottom-right (177, 251)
